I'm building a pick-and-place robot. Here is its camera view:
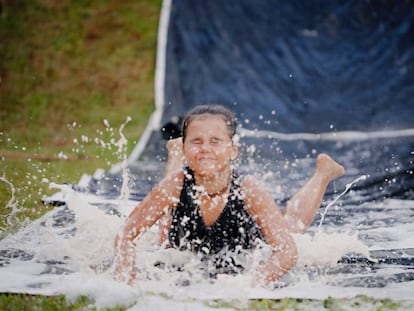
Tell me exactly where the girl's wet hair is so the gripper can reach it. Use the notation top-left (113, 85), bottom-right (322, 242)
top-left (182, 104), bottom-right (238, 142)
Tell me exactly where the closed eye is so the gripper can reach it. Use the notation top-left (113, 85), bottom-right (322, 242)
top-left (211, 137), bottom-right (223, 144)
top-left (189, 138), bottom-right (202, 144)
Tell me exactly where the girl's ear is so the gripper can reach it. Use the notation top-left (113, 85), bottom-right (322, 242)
top-left (230, 144), bottom-right (239, 161)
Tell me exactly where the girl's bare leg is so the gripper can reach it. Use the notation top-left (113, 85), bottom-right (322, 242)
top-left (159, 138), bottom-right (184, 245)
top-left (283, 154), bottom-right (345, 234)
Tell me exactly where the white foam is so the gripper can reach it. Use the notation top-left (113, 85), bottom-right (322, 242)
top-left (294, 231), bottom-right (369, 266)
top-left (2, 181), bottom-right (414, 309)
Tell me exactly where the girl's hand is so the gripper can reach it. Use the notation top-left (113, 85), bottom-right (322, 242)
top-left (167, 137), bottom-right (183, 156)
top-left (256, 253), bottom-right (290, 286)
top-left (113, 236), bottom-right (138, 285)
top-left (165, 138), bottom-right (185, 175)
top-left (113, 260), bottom-right (137, 285)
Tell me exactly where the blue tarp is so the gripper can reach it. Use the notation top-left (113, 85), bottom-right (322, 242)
top-left (162, 0), bottom-right (414, 133)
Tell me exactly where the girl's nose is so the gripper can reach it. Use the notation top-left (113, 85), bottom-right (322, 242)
top-left (199, 142), bottom-right (211, 152)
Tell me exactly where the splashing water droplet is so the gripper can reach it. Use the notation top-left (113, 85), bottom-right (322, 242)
top-left (318, 175), bottom-right (367, 229)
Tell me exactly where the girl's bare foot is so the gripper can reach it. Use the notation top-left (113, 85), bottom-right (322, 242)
top-left (316, 153), bottom-right (345, 180)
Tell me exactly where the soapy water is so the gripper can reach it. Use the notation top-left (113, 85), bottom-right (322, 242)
top-left (1, 181), bottom-right (413, 308)
top-left (0, 177), bottom-right (17, 229)
top-left (1, 122), bottom-right (414, 309)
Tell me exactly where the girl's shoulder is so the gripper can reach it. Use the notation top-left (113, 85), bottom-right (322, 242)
top-left (163, 169), bottom-right (185, 185)
top-left (239, 174), bottom-right (271, 201)
top-left (239, 174), bottom-right (264, 190)
top-left (156, 169), bottom-right (185, 196)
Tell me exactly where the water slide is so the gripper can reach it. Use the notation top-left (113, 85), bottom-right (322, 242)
top-left (93, 0), bottom-right (414, 204)
top-left (1, 0), bottom-right (414, 305)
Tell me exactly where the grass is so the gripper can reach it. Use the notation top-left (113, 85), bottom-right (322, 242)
top-left (0, 294), bottom-right (127, 311)
top-left (0, 0), bottom-right (161, 233)
top-left (0, 1), bottom-right (412, 310)
top-left (0, 1), bottom-right (159, 308)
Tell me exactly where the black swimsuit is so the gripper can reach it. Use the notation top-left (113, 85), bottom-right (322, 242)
top-left (168, 168), bottom-right (264, 273)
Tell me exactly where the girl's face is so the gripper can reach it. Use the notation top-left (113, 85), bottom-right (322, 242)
top-left (183, 114), bottom-right (238, 177)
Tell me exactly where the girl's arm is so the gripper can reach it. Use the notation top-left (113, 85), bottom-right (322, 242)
top-left (242, 175), bottom-right (297, 284)
top-left (113, 171), bottom-right (183, 284)
top-left (159, 138), bottom-right (184, 245)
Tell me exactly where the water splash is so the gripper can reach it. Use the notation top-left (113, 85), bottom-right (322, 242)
top-left (0, 176), bottom-right (18, 235)
top-left (2, 121), bottom-right (414, 308)
top-left (115, 117), bottom-right (132, 205)
top-left (318, 174), bottom-right (367, 229)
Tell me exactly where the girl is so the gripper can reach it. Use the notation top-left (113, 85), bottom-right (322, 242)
top-left (113, 104), bottom-right (345, 285)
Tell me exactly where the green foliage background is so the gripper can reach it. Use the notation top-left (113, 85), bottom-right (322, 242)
top-left (1, 0), bottom-right (161, 232)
